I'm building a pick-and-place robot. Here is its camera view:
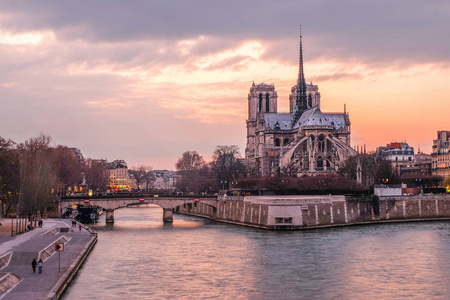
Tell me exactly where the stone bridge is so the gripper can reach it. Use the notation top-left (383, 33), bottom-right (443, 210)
top-left (59, 195), bottom-right (218, 223)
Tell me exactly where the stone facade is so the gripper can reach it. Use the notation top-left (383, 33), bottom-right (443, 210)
top-left (432, 131), bottom-right (450, 177)
top-left (245, 36), bottom-right (356, 177)
top-left (376, 142), bottom-right (415, 174)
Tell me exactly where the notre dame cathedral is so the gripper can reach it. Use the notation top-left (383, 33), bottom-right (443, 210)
top-left (245, 35), bottom-right (357, 176)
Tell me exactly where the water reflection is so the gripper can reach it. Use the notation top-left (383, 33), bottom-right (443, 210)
top-left (64, 208), bottom-right (450, 299)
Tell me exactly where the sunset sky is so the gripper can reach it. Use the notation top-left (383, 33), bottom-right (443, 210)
top-left (1, 1), bottom-right (449, 169)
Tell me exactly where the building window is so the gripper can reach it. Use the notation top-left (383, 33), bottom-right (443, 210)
top-left (317, 156), bottom-right (323, 169)
top-left (318, 134), bottom-right (325, 152)
top-left (283, 138), bottom-right (290, 145)
top-left (275, 138), bottom-right (280, 146)
top-left (308, 94), bottom-right (312, 108)
top-left (266, 94), bottom-right (270, 112)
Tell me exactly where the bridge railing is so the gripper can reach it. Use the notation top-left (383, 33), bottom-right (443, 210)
top-left (60, 194), bottom-right (217, 200)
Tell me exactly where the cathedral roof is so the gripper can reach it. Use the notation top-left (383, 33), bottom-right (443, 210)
top-left (323, 113), bottom-right (347, 130)
top-left (293, 106), bottom-right (347, 130)
top-left (264, 113), bottom-right (292, 131)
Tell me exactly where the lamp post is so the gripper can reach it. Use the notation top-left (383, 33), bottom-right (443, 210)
top-left (221, 180), bottom-right (227, 190)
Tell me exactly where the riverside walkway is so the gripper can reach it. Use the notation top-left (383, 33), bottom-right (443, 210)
top-left (0, 218), bottom-right (97, 300)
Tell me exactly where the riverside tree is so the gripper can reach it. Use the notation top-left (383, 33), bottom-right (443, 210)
top-left (84, 158), bottom-right (108, 192)
top-left (339, 153), bottom-right (377, 186)
top-left (175, 151), bottom-right (207, 193)
top-left (129, 165), bottom-right (153, 191)
top-left (142, 166), bottom-right (154, 190)
top-left (211, 145), bottom-right (243, 190)
top-left (0, 137), bottom-right (19, 216)
top-left (53, 146), bottom-right (83, 194)
top-left (17, 135), bottom-right (58, 218)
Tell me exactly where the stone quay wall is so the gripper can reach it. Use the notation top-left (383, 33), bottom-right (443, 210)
top-left (178, 194), bottom-right (450, 230)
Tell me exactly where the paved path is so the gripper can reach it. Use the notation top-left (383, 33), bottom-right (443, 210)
top-left (0, 219), bottom-right (95, 300)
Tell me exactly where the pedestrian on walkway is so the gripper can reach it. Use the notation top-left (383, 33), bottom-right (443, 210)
top-left (31, 258), bottom-right (37, 273)
top-left (38, 259), bottom-right (43, 274)
top-left (79, 224), bottom-right (82, 232)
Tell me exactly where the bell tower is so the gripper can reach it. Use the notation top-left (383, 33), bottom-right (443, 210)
top-left (247, 82), bottom-right (278, 121)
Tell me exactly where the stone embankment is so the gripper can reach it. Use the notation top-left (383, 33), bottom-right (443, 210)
top-left (178, 194), bottom-right (450, 230)
top-left (0, 219), bottom-right (97, 299)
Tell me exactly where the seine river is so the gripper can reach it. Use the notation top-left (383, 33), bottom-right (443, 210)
top-left (63, 205), bottom-right (450, 299)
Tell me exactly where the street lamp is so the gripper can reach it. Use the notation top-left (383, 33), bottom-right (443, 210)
top-left (221, 180), bottom-right (227, 190)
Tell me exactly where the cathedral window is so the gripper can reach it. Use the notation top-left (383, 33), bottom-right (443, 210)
top-left (259, 93), bottom-right (263, 112)
top-left (317, 156), bottom-right (323, 169)
top-left (266, 93), bottom-right (270, 112)
top-left (308, 94), bottom-right (312, 108)
top-left (283, 138), bottom-right (290, 145)
top-left (318, 134), bottom-right (325, 152)
top-left (275, 138), bottom-right (280, 146)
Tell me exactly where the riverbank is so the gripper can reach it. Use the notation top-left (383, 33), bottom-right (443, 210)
top-left (0, 218), bottom-right (97, 299)
top-left (178, 194), bottom-right (450, 230)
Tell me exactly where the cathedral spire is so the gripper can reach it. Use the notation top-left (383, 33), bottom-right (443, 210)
top-left (297, 26), bottom-right (306, 96)
top-left (292, 26), bottom-right (308, 127)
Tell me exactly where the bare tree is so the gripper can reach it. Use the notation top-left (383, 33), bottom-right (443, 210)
top-left (53, 146), bottom-right (83, 193)
top-left (142, 166), bottom-right (154, 190)
top-left (84, 159), bottom-right (108, 192)
top-left (17, 134), bottom-right (58, 218)
top-left (211, 145), bottom-right (242, 189)
top-left (0, 137), bottom-right (19, 216)
top-left (175, 151), bottom-right (207, 193)
top-left (339, 153), bottom-right (376, 186)
top-left (129, 165), bottom-right (152, 191)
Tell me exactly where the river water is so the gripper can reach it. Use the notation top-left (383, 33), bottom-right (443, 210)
top-left (63, 205), bottom-right (450, 299)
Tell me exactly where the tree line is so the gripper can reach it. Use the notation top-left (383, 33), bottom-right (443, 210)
top-left (175, 145), bottom-right (245, 193)
top-left (175, 146), bottom-right (445, 195)
top-left (0, 134), bottom-right (107, 218)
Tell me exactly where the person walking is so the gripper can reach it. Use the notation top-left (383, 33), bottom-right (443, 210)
top-left (31, 258), bottom-right (37, 273)
top-left (38, 259), bottom-right (43, 274)
top-left (79, 224), bottom-right (82, 232)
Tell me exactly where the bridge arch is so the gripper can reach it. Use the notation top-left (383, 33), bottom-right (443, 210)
top-left (60, 195), bottom-right (218, 223)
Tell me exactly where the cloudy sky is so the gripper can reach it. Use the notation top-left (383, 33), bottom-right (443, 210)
top-left (1, 1), bottom-right (449, 169)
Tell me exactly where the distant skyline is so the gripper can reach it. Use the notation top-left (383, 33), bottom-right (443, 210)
top-left (1, 1), bottom-right (449, 169)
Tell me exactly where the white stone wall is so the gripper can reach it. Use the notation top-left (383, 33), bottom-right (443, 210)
top-left (267, 205), bottom-right (303, 226)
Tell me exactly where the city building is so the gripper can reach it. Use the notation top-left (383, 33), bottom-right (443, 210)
top-left (152, 170), bottom-right (180, 190)
top-left (105, 160), bottom-right (130, 191)
top-left (400, 151), bottom-right (432, 177)
top-left (375, 142), bottom-right (415, 173)
top-left (432, 131), bottom-right (450, 177)
top-left (245, 35), bottom-right (356, 177)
